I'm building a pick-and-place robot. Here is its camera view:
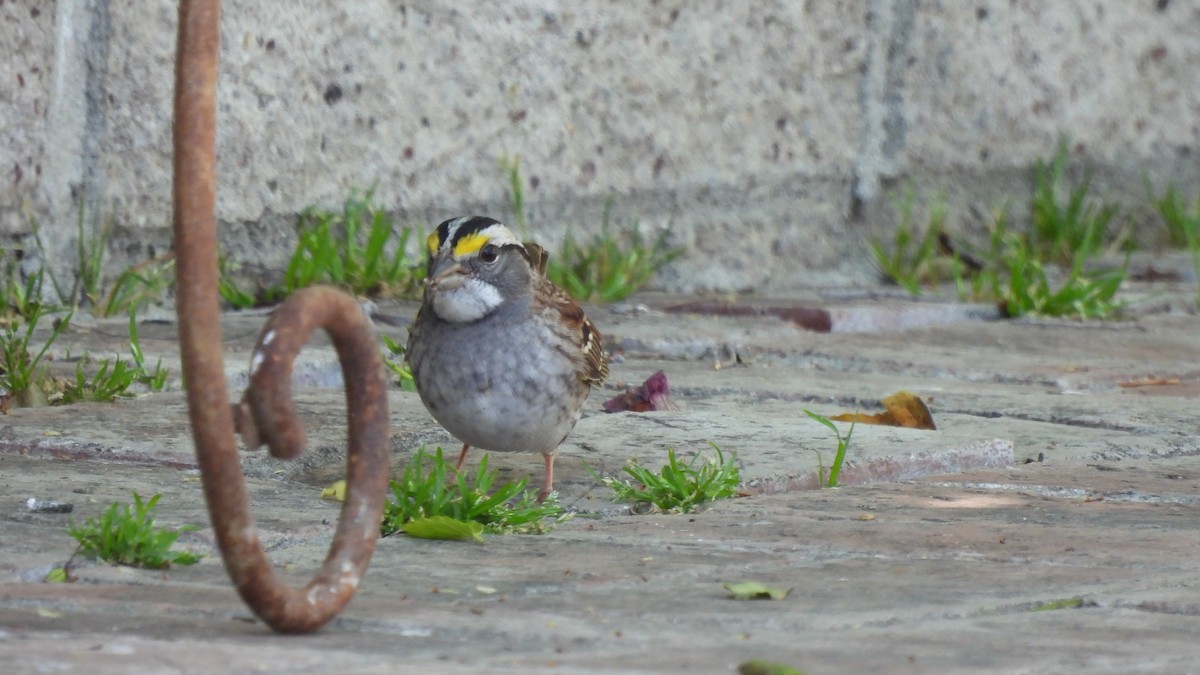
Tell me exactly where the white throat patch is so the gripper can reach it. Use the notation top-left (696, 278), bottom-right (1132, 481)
top-left (430, 278), bottom-right (504, 323)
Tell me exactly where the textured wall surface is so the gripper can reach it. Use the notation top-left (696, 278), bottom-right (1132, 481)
top-left (2, 0), bottom-right (1198, 293)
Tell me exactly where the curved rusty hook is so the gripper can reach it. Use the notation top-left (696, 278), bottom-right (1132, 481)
top-left (173, 0), bottom-right (389, 633)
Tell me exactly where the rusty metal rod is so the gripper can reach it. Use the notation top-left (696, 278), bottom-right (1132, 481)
top-left (173, 0), bottom-right (389, 634)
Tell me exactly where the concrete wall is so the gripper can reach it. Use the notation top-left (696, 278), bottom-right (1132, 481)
top-left (2, 0), bottom-right (1198, 294)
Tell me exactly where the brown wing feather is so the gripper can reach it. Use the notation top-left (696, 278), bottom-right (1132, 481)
top-left (523, 242), bottom-right (550, 276)
top-left (528, 244), bottom-right (608, 386)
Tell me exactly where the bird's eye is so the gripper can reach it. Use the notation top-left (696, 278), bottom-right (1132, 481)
top-left (479, 244), bottom-right (499, 263)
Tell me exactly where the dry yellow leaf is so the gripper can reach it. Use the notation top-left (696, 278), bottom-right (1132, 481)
top-left (831, 390), bottom-right (936, 430)
top-left (319, 480), bottom-right (347, 502)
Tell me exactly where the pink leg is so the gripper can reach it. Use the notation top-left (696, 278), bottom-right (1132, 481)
top-left (537, 453), bottom-right (555, 503)
top-left (454, 443), bottom-right (470, 471)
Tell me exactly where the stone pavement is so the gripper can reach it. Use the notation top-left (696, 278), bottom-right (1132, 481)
top-left (1, 284), bottom-right (1199, 674)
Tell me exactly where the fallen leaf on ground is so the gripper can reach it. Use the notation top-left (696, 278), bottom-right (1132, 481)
top-left (403, 516), bottom-right (484, 542)
top-left (602, 370), bottom-right (679, 413)
top-left (737, 660), bottom-right (806, 675)
top-left (45, 568), bottom-right (69, 583)
top-left (723, 581), bottom-right (792, 600)
top-left (319, 480), bottom-right (347, 502)
top-left (831, 390), bottom-right (936, 430)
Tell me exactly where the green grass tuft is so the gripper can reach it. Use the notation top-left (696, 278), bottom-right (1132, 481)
top-left (382, 448), bottom-right (568, 537)
top-left (872, 141), bottom-right (1131, 319)
top-left (869, 191), bottom-right (965, 294)
top-left (1, 308), bottom-right (168, 408)
top-left (504, 163), bottom-right (680, 302)
top-left (1149, 182), bottom-right (1200, 308)
top-left (1030, 140), bottom-right (1124, 266)
top-left (547, 223), bottom-right (681, 302)
top-left (0, 305), bottom-right (70, 407)
top-left (285, 188), bottom-right (424, 299)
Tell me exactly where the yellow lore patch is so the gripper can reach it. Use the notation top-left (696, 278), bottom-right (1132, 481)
top-left (425, 232), bottom-right (440, 256)
top-left (452, 232), bottom-right (490, 257)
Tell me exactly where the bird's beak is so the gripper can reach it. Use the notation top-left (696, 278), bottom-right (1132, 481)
top-left (426, 258), bottom-right (469, 291)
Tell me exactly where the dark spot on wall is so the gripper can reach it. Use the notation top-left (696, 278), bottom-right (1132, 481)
top-left (323, 83), bottom-right (343, 105)
top-left (17, 73), bottom-right (24, 87)
top-left (403, 146), bottom-right (414, 159)
top-left (1156, 0), bottom-right (1170, 10)
top-left (653, 155), bottom-right (666, 177)
top-left (31, 7), bottom-right (40, 17)
top-left (265, 39), bottom-right (276, 51)
top-left (776, 116), bottom-right (787, 130)
top-left (669, 8), bottom-right (680, 22)
top-left (267, 180), bottom-right (278, 192)
top-left (509, 109), bottom-right (527, 123)
top-left (420, 116), bottom-right (430, 127)
top-left (344, 64), bottom-right (353, 73)
top-left (581, 160), bottom-right (596, 178)
top-left (530, 176), bottom-right (540, 190)
top-left (976, 7), bottom-right (988, 20)
top-left (13, 163), bottom-right (22, 185)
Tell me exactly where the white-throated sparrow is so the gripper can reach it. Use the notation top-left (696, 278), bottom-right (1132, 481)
top-left (405, 216), bottom-right (608, 500)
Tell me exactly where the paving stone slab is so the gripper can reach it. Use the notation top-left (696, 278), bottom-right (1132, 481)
top-left (3, 455), bottom-right (1200, 673)
top-left (1, 291), bottom-right (1198, 672)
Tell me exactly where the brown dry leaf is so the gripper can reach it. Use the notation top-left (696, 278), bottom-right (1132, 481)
top-left (602, 370), bottom-right (679, 413)
top-left (881, 390), bottom-right (936, 429)
top-left (830, 411), bottom-right (889, 425)
top-left (1117, 377), bottom-right (1181, 388)
top-left (830, 390), bottom-right (936, 430)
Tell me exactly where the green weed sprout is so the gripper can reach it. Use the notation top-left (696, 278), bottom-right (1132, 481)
top-left (803, 410), bottom-right (855, 488)
top-left (67, 491), bottom-right (203, 569)
top-left (381, 334), bottom-right (417, 392)
top-left (0, 306), bottom-right (70, 407)
top-left (600, 443), bottom-right (740, 513)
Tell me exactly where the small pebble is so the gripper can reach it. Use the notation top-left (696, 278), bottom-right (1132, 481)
top-left (26, 498), bottom-right (74, 514)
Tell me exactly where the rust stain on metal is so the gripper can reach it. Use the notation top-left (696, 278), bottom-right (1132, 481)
top-left (173, 0), bottom-right (388, 634)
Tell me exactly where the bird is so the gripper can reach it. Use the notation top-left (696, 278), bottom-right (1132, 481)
top-left (405, 216), bottom-right (608, 501)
